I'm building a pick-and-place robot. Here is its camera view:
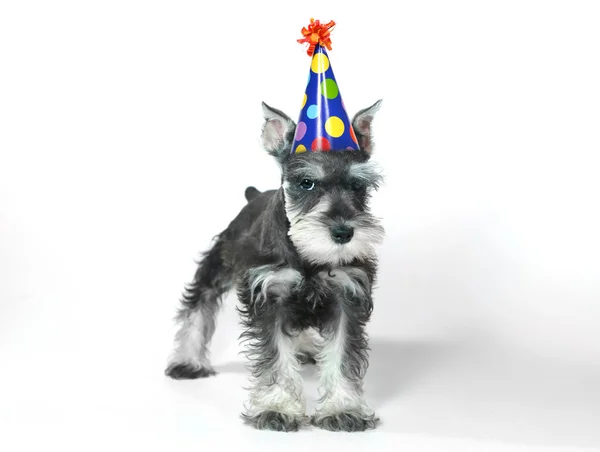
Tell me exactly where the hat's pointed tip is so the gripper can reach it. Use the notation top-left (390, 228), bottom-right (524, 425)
top-left (298, 18), bottom-right (336, 56)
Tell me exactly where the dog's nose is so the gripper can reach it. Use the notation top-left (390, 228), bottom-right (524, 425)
top-left (331, 225), bottom-right (354, 244)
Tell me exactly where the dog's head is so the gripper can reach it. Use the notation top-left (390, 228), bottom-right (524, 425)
top-left (260, 101), bottom-right (384, 266)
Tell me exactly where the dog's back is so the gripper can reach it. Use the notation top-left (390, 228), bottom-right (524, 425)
top-left (222, 187), bottom-right (278, 241)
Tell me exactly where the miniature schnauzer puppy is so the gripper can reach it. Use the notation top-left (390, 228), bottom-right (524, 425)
top-left (165, 100), bottom-right (384, 432)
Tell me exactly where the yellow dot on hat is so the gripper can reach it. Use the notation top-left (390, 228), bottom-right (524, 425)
top-left (301, 93), bottom-right (307, 108)
top-left (325, 116), bottom-right (345, 138)
top-left (311, 53), bottom-right (330, 74)
top-left (295, 144), bottom-right (307, 153)
top-left (320, 78), bottom-right (339, 99)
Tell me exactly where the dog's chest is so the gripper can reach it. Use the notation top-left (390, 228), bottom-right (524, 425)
top-left (255, 266), bottom-right (369, 330)
top-left (286, 276), bottom-right (339, 330)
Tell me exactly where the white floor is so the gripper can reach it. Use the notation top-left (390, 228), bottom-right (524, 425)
top-left (1, 287), bottom-right (598, 452)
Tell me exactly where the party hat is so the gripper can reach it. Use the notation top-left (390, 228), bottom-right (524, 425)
top-left (292, 19), bottom-right (360, 154)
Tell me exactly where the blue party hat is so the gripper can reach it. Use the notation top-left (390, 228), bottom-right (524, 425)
top-left (292, 20), bottom-right (359, 154)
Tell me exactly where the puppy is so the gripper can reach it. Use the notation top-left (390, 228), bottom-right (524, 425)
top-left (166, 100), bottom-right (384, 432)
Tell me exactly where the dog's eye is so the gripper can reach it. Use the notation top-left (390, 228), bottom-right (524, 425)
top-left (299, 179), bottom-right (315, 191)
top-left (351, 180), bottom-right (365, 191)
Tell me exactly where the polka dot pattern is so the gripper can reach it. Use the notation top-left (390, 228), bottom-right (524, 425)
top-left (312, 137), bottom-right (331, 151)
top-left (307, 104), bottom-right (319, 119)
top-left (311, 53), bottom-right (329, 73)
top-left (325, 116), bottom-right (344, 138)
top-left (295, 121), bottom-right (307, 141)
top-left (291, 45), bottom-right (360, 153)
top-left (320, 79), bottom-right (339, 100)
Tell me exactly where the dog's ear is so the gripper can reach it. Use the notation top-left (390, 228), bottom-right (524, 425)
top-left (352, 99), bottom-right (382, 155)
top-left (261, 102), bottom-right (296, 159)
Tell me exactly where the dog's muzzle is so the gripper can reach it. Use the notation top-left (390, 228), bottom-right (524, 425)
top-left (331, 225), bottom-right (354, 244)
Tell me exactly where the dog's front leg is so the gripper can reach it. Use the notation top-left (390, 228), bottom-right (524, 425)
top-left (312, 282), bottom-right (378, 431)
top-left (241, 317), bottom-right (306, 431)
top-left (239, 268), bottom-right (307, 431)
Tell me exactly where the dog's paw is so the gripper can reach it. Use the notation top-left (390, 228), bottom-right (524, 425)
top-left (242, 410), bottom-right (307, 432)
top-left (311, 411), bottom-right (379, 432)
top-left (164, 362), bottom-right (216, 380)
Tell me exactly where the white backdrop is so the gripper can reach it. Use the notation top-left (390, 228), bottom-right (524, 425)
top-left (1, 1), bottom-right (599, 451)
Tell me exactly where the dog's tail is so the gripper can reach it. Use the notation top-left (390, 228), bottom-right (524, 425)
top-left (244, 186), bottom-right (261, 202)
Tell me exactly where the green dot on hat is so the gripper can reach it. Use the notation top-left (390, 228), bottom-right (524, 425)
top-left (320, 78), bottom-right (339, 100)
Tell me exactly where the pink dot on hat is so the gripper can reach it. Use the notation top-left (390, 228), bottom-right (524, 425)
top-left (295, 121), bottom-right (307, 141)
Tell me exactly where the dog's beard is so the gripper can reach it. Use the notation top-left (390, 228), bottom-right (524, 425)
top-left (285, 196), bottom-right (384, 266)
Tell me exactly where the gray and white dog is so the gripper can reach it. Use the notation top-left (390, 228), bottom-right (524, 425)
top-left (165, 100), bottom-right (384, 432)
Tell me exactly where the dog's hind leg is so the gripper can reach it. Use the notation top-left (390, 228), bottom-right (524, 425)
top-left (294, 328), bottom-right (321, 364)
top-left (165, 239), bottom-right (232, 379)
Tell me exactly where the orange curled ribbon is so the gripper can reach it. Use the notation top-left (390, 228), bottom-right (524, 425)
top-left (297, 18), bottom-right (336, 56)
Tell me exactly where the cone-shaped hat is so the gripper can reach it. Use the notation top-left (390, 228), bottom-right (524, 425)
top-left (292, 19), bottom-right (359, 154)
